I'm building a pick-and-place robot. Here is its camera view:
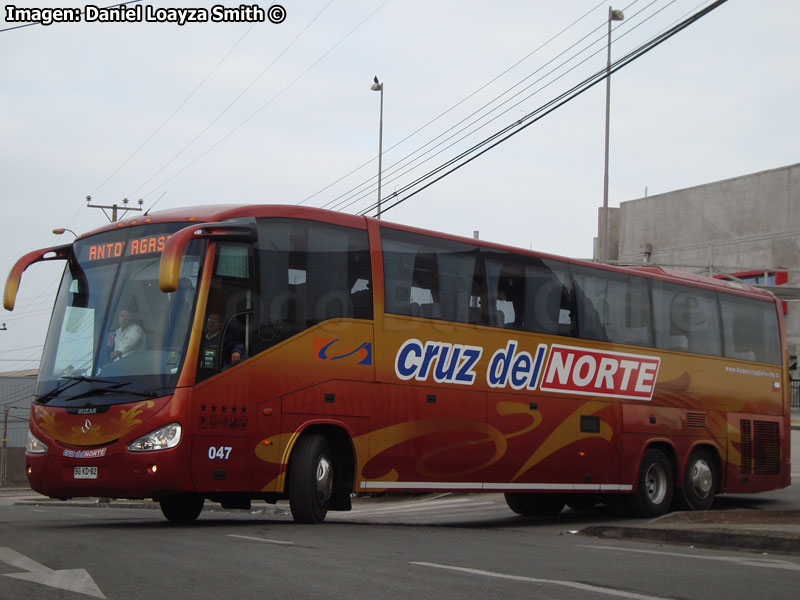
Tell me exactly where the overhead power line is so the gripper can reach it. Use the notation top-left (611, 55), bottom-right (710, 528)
top-left (360, 0), bottom-right (729, 219)
top-left (299, 0), bottom-right (610, 209)
top-left (90, 17), bottom-right (259, 199)
top-left (126, 0), bottom-right (338, 200)
top-left (320, 0), bottom-right (684, 217)
top-left (137, 0), bottom-right (389, 202)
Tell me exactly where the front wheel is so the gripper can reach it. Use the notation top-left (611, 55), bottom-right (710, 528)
top-left (288, 434), bottom-right (334, 524)
top-left (626, 448), bottom-right (674, 518)
top-left (159, 494), bottom-right (204, 523)
top-left (678, 448), bottom-right (717, 510)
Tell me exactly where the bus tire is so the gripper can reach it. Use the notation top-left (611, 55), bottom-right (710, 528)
top-left (289, 434), bottom-right (334, 524)
top-left (159, 494), bottom-right (204, 523)
top-left (626, 448), bottom-right (674, 518)
top-left (678, 448), bottom-right (717, 511)
top-left (504, 493), bottom-right (565, 516)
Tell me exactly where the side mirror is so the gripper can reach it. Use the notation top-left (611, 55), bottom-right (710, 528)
top-left (159, 218), bottom-right (257, 292)
top-left (4, 245), bottom-right (71, 311)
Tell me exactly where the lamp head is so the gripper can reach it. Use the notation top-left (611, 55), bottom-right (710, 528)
top-left (370, 76), bottom-right (383, 91)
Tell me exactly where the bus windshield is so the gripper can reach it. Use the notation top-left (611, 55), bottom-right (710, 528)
top-left (36, 223), bottom-right (204, 406)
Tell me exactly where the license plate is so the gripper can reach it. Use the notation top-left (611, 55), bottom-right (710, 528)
top-left (74, 466), bottom-right (98, 480)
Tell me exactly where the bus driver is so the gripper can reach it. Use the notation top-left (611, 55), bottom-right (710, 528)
top-left (108, 308), bottom-right (144, 361)
top-left (199, 312), bottom-right (243, 371)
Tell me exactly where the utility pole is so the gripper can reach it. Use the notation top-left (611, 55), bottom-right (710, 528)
top-left (86, 196), bottom-right (144, 222)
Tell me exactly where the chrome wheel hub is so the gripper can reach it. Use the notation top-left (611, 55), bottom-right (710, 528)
top-left (689, 460), bottom-right (713, 498)
top-left (316, 455), bottom-right (333, 503)
top-left (644, 463), bottom-right (668, 505)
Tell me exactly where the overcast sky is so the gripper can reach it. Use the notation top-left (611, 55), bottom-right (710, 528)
top-left (1, 0), bottom-right (799, 374)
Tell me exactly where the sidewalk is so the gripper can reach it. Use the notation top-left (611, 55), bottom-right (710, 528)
top-left (580, 509), bottom-right (800, 556)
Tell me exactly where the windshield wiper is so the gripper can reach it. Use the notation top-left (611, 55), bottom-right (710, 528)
top-left (63, 375), bottom-right (125, 386)
top-left (63, 382), bottom-right (157, 402)
top-left (38, 376), bottom-right (155, 404)
top-left (36, 378), bottom-right (84, 404)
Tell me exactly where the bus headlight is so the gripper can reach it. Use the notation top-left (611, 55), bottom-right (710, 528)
top-left (126, 423), bottom-right (182, 452)
top-left (26, 431), bottom-right (48, 454)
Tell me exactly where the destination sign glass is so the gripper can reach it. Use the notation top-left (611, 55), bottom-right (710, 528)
top-left (85, 234), bottom-right (170, 262)
top-left (73, 223), bottom-right (193, 264)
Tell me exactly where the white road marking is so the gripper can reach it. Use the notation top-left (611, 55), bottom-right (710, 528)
top-left (227, 534), bottom-right (295, 546)
top-left (352, 497), bottom-right (475, 512)
top-left (411, 561), bottom-right (669, 600)
top-left (0, 547), bottom-right (106, 598)
top-left (334, 498), bottom-right (495, 518)
top-left (580, 545), bottom-right (800, 572)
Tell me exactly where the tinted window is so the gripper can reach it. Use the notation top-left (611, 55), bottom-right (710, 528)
top-left (480, 251), bottom-right (574, 336)
top-left (572, 266), bottom-right (652, 347)
top-left (382, 228), bottom-right (483, 324)
top-left (720, 294), bottom-right (781, 365)
top-left (652, 281), bottom-right (721, 357)
top-left (254, 219), bottom-right (372, 351)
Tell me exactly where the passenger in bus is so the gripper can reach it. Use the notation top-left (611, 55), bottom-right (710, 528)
top-left (199, 312), bottom-right (244, 371)
top-left (108, 308), bottom-right (145, 361)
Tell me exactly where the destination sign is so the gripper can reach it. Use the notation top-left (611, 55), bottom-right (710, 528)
top-left (86, 234), bottom-right (170, 262)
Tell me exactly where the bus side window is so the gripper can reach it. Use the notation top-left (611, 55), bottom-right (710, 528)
top-left (652, 282), bottom-right (722, 357)
top-left (523, 258), bottom-right (574, 336)
top-left (253, 219), bottom-right (372, 354)
top-left (720, 294), bottom-right (781, 364)
top-left (484, 253), bottom-right (523, 329)
top-left (382, 228), bottom-right (482, 326)
top-left (196, 243), bottom-right (253, 382)
top-left (572, 267), bottom-right (653, 347)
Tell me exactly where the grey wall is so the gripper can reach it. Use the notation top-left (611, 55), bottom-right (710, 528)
top-left (602, 163), bottom-right (800, 362)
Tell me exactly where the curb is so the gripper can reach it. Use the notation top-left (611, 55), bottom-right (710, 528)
top-left (579, 525), bottom-right (800, 556)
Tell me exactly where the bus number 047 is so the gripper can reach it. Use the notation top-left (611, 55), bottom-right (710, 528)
top-left (208, 446), bottom-right (232, 460)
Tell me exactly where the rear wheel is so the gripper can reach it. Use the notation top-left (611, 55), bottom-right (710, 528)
top-left (159, 494), bottom-right (204, 523)
top-left (678, 448), bottom-right (717, 510)
top-left (626, 448), bottom-right (674, 517)
top-left (288, 434), bottom-right (334, 524)
top-left (504, 493), bottom-right (565, 516)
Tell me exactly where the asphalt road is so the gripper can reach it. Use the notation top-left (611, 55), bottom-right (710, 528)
top-left (0, 427), bottom-right (797, 599)
top-left (1, 490), bottom-right (800, 600)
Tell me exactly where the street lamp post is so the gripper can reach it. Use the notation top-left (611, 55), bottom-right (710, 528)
top-left (601, 7), bottom-right (624, 263)
top-left (370, 76), bottom-right (384, 219)
top-left (52, 227), bottom-right (78, 237)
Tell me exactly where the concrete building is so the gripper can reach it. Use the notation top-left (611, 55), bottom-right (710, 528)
top-left (597, 162), bottom-right (800, 370)
top-left (0, 371), bottom-right (36, 484)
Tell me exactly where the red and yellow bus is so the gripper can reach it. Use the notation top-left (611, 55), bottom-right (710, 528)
top-left (4, 205), bottom-right (790, 522)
